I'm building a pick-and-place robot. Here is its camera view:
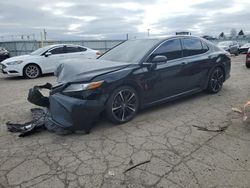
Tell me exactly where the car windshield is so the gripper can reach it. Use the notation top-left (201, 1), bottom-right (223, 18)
top-left (218, 41), bottom-right (233, 46)
top-left (30, 45), bottom-right (52, 55)
top-left (99, 39), bottom-right (161, 63)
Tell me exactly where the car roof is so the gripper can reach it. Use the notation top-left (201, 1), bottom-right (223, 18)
top-left (44, 44), bottom-right (86, 48)
top-left (128, 35), bottom-right (204, 42)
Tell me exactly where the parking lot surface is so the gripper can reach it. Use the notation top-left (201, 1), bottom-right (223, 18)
top-left (0, 55), bottom-right (250, 188)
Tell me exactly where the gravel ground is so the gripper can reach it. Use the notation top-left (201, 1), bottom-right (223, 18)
top-left (0, 55), bottom-right (250, 188)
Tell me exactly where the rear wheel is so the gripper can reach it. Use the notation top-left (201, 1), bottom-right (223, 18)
top-left (207, 67), bottom-right (224, 93)
top-left (105, 86), bottom-right (139, 124)
top-left (23, 64), bottom-right (41, 79)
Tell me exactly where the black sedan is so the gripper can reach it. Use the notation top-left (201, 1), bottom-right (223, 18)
top-left (31, 36), bottom-right (231, 133)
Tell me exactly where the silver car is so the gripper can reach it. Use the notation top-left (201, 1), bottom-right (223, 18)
top-left (217, 41), bottom-right (239, 56)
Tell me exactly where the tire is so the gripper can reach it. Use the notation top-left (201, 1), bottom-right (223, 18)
top-left (207, 67), bottom-right (224, 94)
top-left (23, 64), bottom-right (41, 79)
top-left (105, 86), bottom-right (139, 124)
top-left (235, 51), bottom-right (239, 56)
top-left (246, 63), bottom-right (250, 68)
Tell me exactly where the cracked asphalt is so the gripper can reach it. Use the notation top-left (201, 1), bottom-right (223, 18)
top-left (0, 55), bottom-right (250, 188)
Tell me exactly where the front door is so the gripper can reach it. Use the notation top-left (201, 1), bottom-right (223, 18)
top-left (41, 46), bottom-right (66, 73)
top-left (141, 38), bottom-right (188, 104)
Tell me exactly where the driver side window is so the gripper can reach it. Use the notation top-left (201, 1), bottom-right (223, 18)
top-left (149, 39), bottom-right (182, 61)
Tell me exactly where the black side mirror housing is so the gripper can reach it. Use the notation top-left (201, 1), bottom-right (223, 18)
top-left (151, 55), bottom-right (168, 63)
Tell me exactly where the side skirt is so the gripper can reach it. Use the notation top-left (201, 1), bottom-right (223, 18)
top-left (142, 88), bottom-right (202, 109)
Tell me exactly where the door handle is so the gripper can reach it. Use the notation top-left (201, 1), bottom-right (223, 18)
top-left (181, 62), bottom-right (187, 65)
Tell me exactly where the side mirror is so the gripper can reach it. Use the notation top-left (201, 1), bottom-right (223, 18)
top-left (151, 55), bottom-right (168, 63)
top-left (45, 52), bottom-right (52, 57)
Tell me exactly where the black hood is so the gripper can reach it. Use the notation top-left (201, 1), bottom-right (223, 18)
top-left (55, 58), bottom-right (132, 83)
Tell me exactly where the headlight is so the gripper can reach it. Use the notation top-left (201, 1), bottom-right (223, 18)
top-left (63, 80), bottom-right (104, 93)
top-left (6, 60), bottom-right (23, 65)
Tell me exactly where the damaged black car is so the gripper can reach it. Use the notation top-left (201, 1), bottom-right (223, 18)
top-left (28, 36), bottom-right (231, 134)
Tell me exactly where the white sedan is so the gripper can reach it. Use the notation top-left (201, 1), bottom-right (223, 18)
top-left (0, 44), bottom-right (100, 78)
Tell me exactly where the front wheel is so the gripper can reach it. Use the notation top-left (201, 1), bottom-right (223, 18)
top-left (23, 64), bottom-right (41, 79)
top-left (246, 63), bottom-right (250, 68)
top-left (207, 67), bottom-right (224, 94)
top-left (105, 86), bottom-right (139, 124)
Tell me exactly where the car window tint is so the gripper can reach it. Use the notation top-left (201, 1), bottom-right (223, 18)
top-left (182, 38), bottom-right (204, 57)
top-left (66, 46), bottom-right (80, 53)
top-left (49, 47), bottom-right (65, 55)
top-left (78, 47), bottom-right (87, 52)
top-left (150, 39), bottom-right (182, 61)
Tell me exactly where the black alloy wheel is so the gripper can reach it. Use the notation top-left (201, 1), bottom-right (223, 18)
top-left (105, 86), bottom-right (139, 124)
top-left (207, 67), bottom-right (224, 93)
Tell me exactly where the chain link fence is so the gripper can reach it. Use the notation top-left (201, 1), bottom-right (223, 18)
top-left (1, 38), bottom-right (250, 57)
top-left (0, 40), bottom-right (125, 57)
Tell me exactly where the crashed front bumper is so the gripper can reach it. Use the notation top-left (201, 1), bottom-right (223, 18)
top-left (28, 84), bottom-right (105, 132)
top-left (49, 93), bottom-right (105, 131)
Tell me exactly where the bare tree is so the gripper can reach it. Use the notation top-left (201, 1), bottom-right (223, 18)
top-left (238, 29), bottom-right (245, 36)
top-left (219, 32), bottom-right (225, 39)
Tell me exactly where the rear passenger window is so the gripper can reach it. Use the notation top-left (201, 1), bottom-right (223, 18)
top-left (66, 47), bottom-right (80, 53)
top-left (150, 39), bottom-right (182, 61)
top-left (78, 47), bottom-right (87, 52)
top-left (182, 38), bottom-right (204, 57)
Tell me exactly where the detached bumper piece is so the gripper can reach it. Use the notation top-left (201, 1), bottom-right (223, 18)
top-left (27, 83), bottom-right (52, 107)
top-left (7, 83), bottom-right (104, 137)
top-left (6, 108), bottom-right (72, 137)
top-left (7, 108), bottom-right (48, 137)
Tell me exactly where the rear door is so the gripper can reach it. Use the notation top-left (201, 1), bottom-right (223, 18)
top-left (65, 46), bottom-right (81, 59)
top-left (65, 46), bottom-right (97, 59)
top-left (180, 37), bottom-right (211, 90)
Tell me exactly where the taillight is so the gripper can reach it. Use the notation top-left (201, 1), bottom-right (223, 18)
top-left (96, 51), bottom-right (102, 56)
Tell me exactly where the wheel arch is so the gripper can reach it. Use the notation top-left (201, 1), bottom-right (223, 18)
top-left (104, 83), bottom-right (140, 124)
top-left (23, 63), bottom-right (42, 76)
top-left (105, 81), bottom-right (142, 108)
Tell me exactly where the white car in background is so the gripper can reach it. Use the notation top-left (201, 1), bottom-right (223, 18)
top-left (0, 44), bottom-right (101, 78)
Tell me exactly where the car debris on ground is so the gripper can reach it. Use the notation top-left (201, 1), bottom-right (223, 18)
top-left (6, 83), bottom-right (87, 137)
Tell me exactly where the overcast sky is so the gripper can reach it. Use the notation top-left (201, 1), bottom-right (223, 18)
top-left (0, 0), bottom-right (250, 40)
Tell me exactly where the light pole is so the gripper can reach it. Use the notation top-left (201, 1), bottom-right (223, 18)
top-left (147, 29), bottom-right (150, 37)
